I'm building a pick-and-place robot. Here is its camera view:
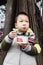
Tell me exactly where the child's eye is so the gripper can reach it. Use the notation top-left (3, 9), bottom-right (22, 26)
top-left (19, 21), bottom-right (29, 22)
top-left (26, 21), bottom-right (28, 22)
top-left (20, 21), bottom-right (23, 22)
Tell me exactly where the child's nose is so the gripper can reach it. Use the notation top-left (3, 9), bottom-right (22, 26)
top-left (23, 21), bottom-right (26, 23)
top-left (23, 22), bottom-right (26, 26)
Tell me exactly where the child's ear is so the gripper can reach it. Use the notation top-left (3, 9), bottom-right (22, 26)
top-left (15, 23), bottom-right (17, 28)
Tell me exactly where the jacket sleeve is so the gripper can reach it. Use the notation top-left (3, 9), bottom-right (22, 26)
top-left (22, 42), bottom-right (41, 56)
top-left (0, 35), bottom-right (12, 51)
top-left (27, 44), bottom-right (41, 56)
top-left (1, 40), bottom-right (12, 51)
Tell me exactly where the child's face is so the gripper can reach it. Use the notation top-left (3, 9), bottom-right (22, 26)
top-left (15, 14), bottom-right (29, 32)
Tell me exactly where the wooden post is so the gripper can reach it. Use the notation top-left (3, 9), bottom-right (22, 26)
top-left (3, 0), bottom-right (15, 37)
top-left (16, 0), bottom-right (28, 16)
top-left (0, 0), bottom-right (15, 65)
top-left (27, 0), bottom-right (43, 65)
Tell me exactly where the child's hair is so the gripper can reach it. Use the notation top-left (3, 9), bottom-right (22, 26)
top-left (15, 12), bottom-right (30, 23)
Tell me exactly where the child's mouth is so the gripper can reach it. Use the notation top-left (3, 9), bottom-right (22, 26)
top-left (23, 27), bottom-right (26, 30)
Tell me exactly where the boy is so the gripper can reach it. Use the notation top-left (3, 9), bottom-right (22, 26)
top-left (1, 12), bottom-right (41, 65)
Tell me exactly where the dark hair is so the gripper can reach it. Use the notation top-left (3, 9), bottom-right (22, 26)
top-left (15, 12), bottom-right (29, 22)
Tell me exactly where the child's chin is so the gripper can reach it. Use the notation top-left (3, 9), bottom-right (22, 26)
top-left (21, 29), bottom-right (26, 32)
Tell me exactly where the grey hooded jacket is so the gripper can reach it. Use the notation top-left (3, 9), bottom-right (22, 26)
top-left (1, 35), bottom-right (38, 65)
top-left (1, 30), bottom-right (41, 65)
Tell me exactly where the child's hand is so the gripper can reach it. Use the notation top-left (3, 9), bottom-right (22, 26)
top-left (8, 31), bottom-right (16, 39)
top-left (17, 42), bottom-right (28, 48)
